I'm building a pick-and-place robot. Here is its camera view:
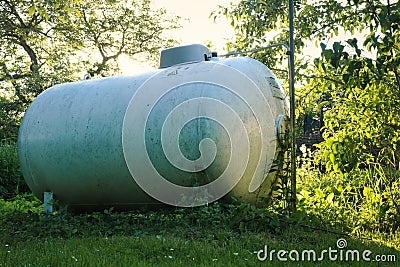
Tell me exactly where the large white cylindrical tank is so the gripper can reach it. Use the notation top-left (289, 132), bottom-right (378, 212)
top-left (18, 45), bottom-right (289, 209)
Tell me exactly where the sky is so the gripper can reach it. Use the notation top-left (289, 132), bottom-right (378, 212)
top-left (120, 0), bottom-right (241, 74)
top-left (150, 0), bottom-right (240, 50)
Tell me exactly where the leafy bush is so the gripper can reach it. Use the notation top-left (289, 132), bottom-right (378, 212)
top-left (297, 167), bottom-right (400, 234)
top-left (297, 33), bottom-right (400, 235)
top-left (0, 96), bottom-right (23, 141)
top-left (0, 140), bottom-right (28, 199)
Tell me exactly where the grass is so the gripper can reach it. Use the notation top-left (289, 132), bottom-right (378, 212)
top-left (0, 227), bottom-right (399, 266)
top-left (0, 195), bottom-right (399, 266)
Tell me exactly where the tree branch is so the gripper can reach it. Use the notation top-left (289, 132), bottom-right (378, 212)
top-left (4, 0), bottom-right (26, 27)
top-left (6, 33), bottom-right (39, 73)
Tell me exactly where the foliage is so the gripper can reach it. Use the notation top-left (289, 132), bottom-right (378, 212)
top-left (0, 140), bottom-right (27, 199)
top-left (308, 1), bottom-right (400, 173)
top-left (215, 0), bottom-right (400, 120)
top-left (0, 195), bottom-right (289, 241)
top-left (69, 0), bottom-right (180, 76)
top-left (0, 0), bottom-right (180, 139)
top-left (217, 0), bottom-right (400, 233)
top-left (0, 95), bottom-right (22, 140)
top-left (0, 195), bottom-right (399, 266)
top-left (266, 122), bottom-right (293, 213)
top-left (305, 2), bottom-right (400, 233)
top-left (311, 41), bottom-right (400, 173)
top-left (298, 166), bottom-right (400, 234)
top-left (212, 0), bottom-right (372, 81)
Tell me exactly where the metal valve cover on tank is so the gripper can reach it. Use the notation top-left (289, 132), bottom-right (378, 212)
top-left (18, 46), bottom-right (289, 209)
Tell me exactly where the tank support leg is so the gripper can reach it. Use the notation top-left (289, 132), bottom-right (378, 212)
top-left (44, 192), bottom-right (54, 214)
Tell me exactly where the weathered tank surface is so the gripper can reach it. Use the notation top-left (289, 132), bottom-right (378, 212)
top-left (18, 44), bottom-right (289, 209)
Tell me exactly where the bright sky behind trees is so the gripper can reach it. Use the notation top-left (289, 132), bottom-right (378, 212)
top-left (119, 0), bottom-right (240, 74)
top-left (120, 0), bottom-right (371, 74)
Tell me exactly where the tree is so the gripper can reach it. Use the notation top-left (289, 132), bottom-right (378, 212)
top-left (70, 0), bottom-right (179, 76)
top-left (216, 0), bottom-right (399, 166)
top-left (0, 0), bottom-right (179, 139)
top-left (217, 0), bottom-right (400, 230)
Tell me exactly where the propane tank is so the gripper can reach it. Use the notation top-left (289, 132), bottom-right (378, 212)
top-left (18, 44), bottom-right (289, 210)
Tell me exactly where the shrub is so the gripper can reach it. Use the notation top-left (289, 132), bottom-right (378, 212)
top-left (297, 167), bottom-right (400, 234)
top-left (0, 140), bottom-right (28, 199)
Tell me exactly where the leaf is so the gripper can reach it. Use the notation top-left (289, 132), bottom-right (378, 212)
top-left (346, 38), bottom-right (358, 49)
top-left (329, 153), bottom-right (335, 164)
top-left (28, 6), bottom-right (36, 16)
top-left (323, 49), bottom-right (333, 60)
top-left (333, 42), bottom-right (341, 53)
top-left (343, 73), bottom-right (351, 83)
top-left (333, 163), bottom-right (340, 173)
top-left (326, 192), bottom-right (334, 203)
top-left (332, 143), bottom-right (338, 154)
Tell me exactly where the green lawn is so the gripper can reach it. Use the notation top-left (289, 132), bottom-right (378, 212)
top-left (0, 196), bottom-right (399, 266)
top-left (1, 228), bottom-right (399, 266)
